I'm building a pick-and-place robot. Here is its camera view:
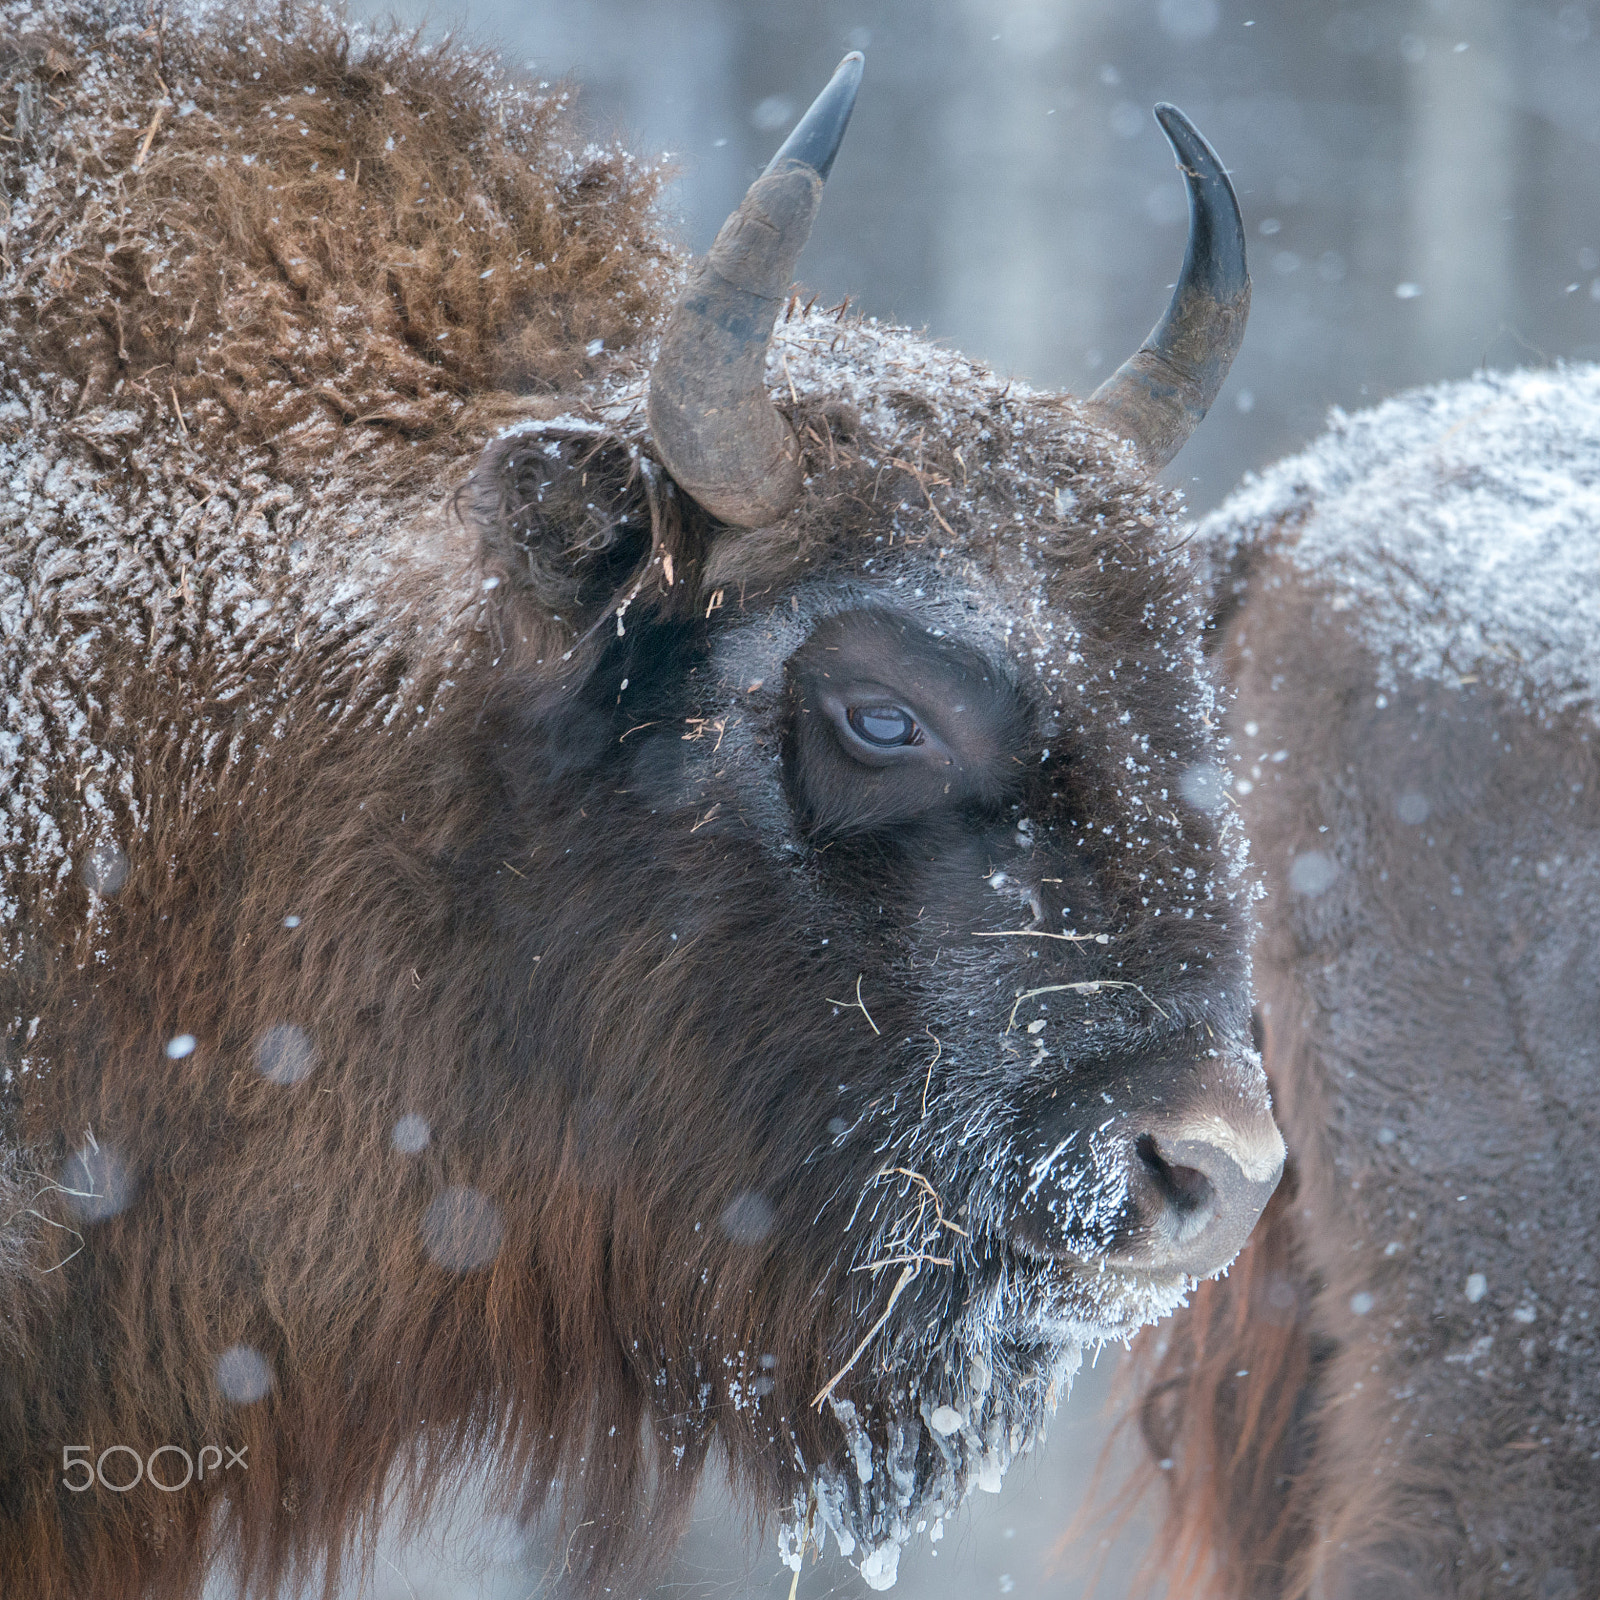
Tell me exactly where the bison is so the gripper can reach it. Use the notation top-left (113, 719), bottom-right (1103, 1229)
top-left (0, 4), bottom-right (1283, 1596)
top-left (1118, 366), bottom-right (1600, 1598)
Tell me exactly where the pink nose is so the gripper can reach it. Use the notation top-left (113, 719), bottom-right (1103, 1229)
top-left (1106, 1127), bottom-right (1283, 1278)
top-left (1012, 1098), bottom-right (1285, 1280)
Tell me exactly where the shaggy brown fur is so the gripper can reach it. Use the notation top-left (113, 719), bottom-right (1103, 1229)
top-left (1, 0), bottom-right (670, 455)
top-left (1112, 1166), bottom-right (1321, 1598)
top-left (0, 6), bottom-right (1270, 1598)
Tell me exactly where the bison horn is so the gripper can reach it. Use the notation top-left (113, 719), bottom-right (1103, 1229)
top-left (1083, 105), bottom-right (1250, 472)
top-left (647, 53), bottom-right (864, 527)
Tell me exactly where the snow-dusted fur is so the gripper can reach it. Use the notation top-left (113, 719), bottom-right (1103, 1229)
top-left (0, 5), bottom-right (1268, 1598)
top-left (1121, 367), bottom-right (1600, 1597)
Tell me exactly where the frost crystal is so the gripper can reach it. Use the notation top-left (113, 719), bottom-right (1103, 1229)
top-left (391, 1114), bottom-right (431, 1155)
top-left (718, 1191), bottom-right (775, 1244)
top-left (254, 1023), bottom-right (316, 1085)
top-left (421, 1186), bottom-right (505, 1272)
top-left (61, 1140), bottom-right (135, 1222)
top-left (215, 1344), bottom-right (273, 1404)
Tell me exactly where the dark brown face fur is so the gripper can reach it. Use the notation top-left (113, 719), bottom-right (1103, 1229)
top-left (428, 395), bottom-right (1278, 1585)
top-left (0, 7), bottom-right (1278, 1599)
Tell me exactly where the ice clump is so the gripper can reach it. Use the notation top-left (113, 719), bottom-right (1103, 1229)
top-left (859, 1541), bottom-right (901, 1590)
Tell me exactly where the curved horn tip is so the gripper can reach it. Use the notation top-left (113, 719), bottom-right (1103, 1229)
top-left (764, 51), bottom-right (865, 181)
top-left (1151, 103), bottom-right (1249, 303)
top-left (646, 53), bottom-right (864, 527)
top-left (1082, 102), bottom-right (1250, 472)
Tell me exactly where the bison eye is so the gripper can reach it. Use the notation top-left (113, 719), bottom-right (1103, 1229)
top-left (846, 705), bottom-right (922, 748)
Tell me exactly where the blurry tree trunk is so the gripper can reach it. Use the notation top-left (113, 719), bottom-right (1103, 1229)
top-left (936, 0), bottom-right (1114, 390)
top-left (1407, 0), bottom-right (1515, 371)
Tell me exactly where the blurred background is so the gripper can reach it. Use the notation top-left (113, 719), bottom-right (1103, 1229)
top-left (311, 0), bottom-right (1600, 1594)
top-left (358, 0), bottom-right (1600, 519)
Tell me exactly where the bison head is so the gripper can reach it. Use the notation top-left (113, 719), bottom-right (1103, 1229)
top-left (3, 43), bottom-right (1282, 1600)
top-left (453, 55), bottom-right (1282, 1587)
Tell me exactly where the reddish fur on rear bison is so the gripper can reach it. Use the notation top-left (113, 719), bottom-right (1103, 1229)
top-left (0, 3), bottom-right (1281, 1595)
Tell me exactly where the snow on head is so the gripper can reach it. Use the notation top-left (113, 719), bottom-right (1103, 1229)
top-left (1201, 364), bottom-right (1600, 719)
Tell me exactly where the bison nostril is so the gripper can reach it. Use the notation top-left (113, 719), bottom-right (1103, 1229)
top-left (1009, 1104), bottom-right (1284, 1279)
top-left (1134, 1133), bottom-right (1215, 1219)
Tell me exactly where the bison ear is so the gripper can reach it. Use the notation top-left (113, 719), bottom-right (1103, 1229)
top-left (468, 425), bottom-right (654, 622)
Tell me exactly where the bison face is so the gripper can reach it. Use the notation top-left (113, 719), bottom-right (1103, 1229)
top-left (693, 572), bottom-right (1282, 1310)
top-left (463, 55), bottom-right (1280, 1592)
top-left (471, 418), bottom-right (1279, 1584)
